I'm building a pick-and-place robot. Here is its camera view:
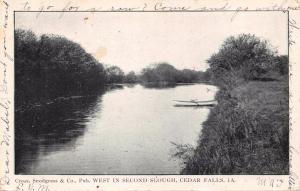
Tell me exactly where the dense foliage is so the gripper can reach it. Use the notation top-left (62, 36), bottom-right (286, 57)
top-left (207, 34), bottom-right (285, 88)
top-left (274, 55), bottom-right (288, 75)
top-left (104, 63), bottom-right (211, 84)
top-left (182, 34), bottom-right (289, 174)
top-left (140, 63), bottom-right (210, 83)
top-left (124, 71), bottom-right (139, 83)
top-left (104, 65), bottom-right (125, 84)
top-left (15, 29), bottom-right (106, 108)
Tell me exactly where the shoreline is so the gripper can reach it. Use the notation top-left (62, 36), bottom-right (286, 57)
top-left (182, 77), bottom-right (289, 174)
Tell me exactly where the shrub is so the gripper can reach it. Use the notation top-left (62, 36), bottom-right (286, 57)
top-left (207, 34), bottom-right (277, 85)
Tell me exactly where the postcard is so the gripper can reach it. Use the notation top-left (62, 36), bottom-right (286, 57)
top-left (1, 0), bottom-right (299, 190)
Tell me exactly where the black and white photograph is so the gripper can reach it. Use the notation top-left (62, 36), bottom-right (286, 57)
top-left (14, 11), bottom-right (289, 175)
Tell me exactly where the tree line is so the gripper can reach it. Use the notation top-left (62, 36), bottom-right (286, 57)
top-left (15, 29), bottom-right (210, 107)
top-left (104, 63), bottom-right (210, 84)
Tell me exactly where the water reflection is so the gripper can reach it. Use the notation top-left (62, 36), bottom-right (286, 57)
top-left (141, 83), bottom-right (177, 89)
top-left (15, 84), bottom-right (217, 174)
top-left (15, 90), bottom-right (106, 174)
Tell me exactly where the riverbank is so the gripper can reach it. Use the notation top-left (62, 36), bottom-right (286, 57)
top-left (182, 77), bottom-right (289, 174)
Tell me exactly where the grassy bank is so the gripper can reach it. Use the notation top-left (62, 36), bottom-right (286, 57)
top-left (181, 77), bottom-right (288, 174)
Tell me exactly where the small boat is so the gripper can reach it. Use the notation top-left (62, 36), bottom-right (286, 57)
top-left (173, 99), bottom-right (217, 107)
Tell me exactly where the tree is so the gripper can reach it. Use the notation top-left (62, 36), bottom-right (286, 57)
top-left (124, 71), bottom-right (138, 83)
top-left (274, 55), bottom-right (288, 75)
top-left (105, 66), bottom-right (125, 83)
top-left (176, 69), bottom-right (207, 83)
top-left (15, 29), bottom-right (106, 107)
top-left (207, 34), bottom-right (276, 86)
top-left (140, 63), bottom-right (178, 83)
top-left (140, 63), bottom-right (209, 83)
top-left (140, 64), bottom-right (159, 82)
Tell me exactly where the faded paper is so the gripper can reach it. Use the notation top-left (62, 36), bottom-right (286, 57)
top-left (1, 0), bottom-right (300, 190)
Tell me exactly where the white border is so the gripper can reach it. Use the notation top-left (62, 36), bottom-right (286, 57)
top-left (1, 1), bottom-right (299, 190)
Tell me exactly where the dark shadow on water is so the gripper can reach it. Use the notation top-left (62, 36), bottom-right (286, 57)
top-left (141, 83), bottom-right (177, 89)
top-left (105, 84), bottom-right (125, 90)
top-left (140, 82), bottom-right (203, 89)
top-left (15, 89), bottom-right (111, 174)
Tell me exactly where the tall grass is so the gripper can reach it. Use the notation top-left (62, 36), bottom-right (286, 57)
top-left (180, 34), bottom-right (289, 174)
top-left (181, 78), bottom-right (288, 174)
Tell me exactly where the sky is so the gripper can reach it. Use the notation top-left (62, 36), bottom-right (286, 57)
top-left (15, 11), bottom-right (288, 73)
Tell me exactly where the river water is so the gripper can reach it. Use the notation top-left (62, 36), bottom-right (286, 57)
top-left (15, 84), bottom-right (217, 174)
